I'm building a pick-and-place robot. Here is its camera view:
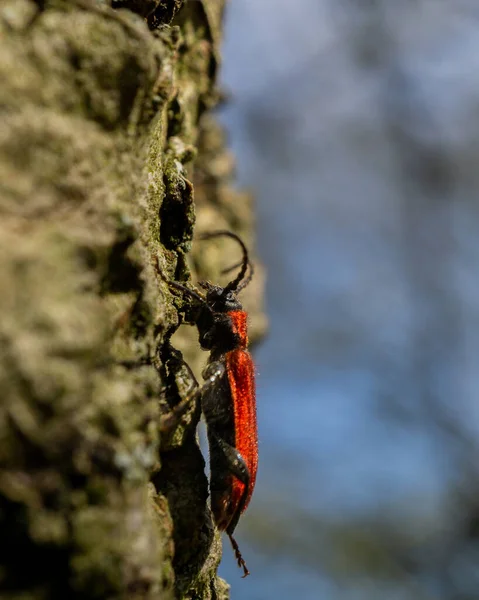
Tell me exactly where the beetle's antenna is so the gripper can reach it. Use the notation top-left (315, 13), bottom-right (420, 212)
top-left (221, 260), bottom-right (254, 292)
top-left (198, 231), bottom-right (252, 292)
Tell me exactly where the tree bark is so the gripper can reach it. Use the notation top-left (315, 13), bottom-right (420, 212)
top-left (0, 1), bottom-right (266, 598)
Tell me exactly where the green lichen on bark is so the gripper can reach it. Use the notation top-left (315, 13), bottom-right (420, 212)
top-left (0, 1), bottom-right (265, 599)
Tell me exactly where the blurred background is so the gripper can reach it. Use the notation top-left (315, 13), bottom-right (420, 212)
top-left (216, 1), bottom-right (479, 598)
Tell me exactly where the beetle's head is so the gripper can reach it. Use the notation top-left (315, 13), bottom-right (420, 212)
top-left (198, 281), bottom-right (242, 313)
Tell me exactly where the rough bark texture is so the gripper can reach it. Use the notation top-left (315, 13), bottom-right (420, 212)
top-left (0, 1), bottom-right (266, 599)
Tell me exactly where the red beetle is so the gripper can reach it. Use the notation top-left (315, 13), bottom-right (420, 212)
top-left (160, 231), bottom-right (258, 577)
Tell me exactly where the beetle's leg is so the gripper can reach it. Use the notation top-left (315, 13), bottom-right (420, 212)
top-left (201, 360), bottom-right (226, 383)
top-left (154, 254), bottom-right (206, 304)
top-left (228, 534), bottom-right (250, 578)
top-left (208, 424), bottom-right (251, 533)
top-left (214, 436), bottom-right (250, 488)
top-left (158, 377), bottom-right (198, 432)
top-left (159, 360), bottom-right (225, 432)
top-left (158, 341), bottom-right (197, 432)
top-left (210, 433), bottom-right (251, 577)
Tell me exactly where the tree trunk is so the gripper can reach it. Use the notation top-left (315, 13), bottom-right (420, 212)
top-left (0, 1), bottom-right (266, 598)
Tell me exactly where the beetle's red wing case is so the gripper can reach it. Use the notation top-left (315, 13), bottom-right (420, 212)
top-left (225, 348), bottom-right (258, 515)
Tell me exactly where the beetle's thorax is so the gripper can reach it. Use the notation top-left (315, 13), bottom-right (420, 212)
top-left (195, 284), bottom-right (248, 358)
